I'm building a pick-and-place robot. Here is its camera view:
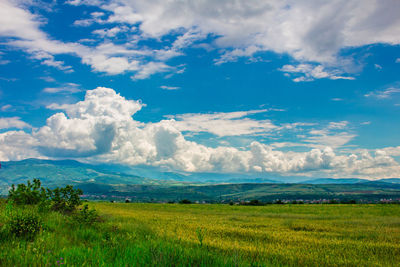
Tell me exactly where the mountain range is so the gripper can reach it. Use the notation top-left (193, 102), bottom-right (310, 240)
top-left (1, 159), bottom-right (400, 201)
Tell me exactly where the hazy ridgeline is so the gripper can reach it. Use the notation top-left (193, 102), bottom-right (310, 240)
top-left (1, 201), bottom-right (400, 266)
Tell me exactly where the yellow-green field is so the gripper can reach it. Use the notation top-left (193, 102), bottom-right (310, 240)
top-left (1, 202), bottom-right (400, 266)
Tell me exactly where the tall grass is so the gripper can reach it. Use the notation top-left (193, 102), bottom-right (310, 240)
top-left (1, 200), bottom-right (400, 266)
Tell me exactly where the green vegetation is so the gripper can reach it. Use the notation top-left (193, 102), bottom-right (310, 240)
top-left (8, 179), bottom-right (83, 213)
top-left (1, 179), bottom-right (400, 266)
top-left (1, 198), bottom-right (400, 265)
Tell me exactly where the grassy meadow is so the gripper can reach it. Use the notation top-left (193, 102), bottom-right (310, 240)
top-left (1, 201), bottom-right (400, 266)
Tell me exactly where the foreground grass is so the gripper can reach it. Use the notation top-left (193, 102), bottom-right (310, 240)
top-left (1, 202), bottom-right (400, 266)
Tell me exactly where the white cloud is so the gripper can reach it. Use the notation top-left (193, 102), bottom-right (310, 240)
top-left (280, 64), bottom-right (355, 82)
top-left (297, 121), bottom-right (355, 148)
top-left (304, 131), bottom-right (356, 148)
top-left (3, 0), bottom-right (400, 80)
top-left (327, 121), bottom-right (349, 130)
top-left (0, 117), bottom-right (31, 129)
top-left (0, 87), bottom-right (399, 178)
top-left (42, 83), bottom-right (82, 94)
top-left (163, 110), bottom-right (277, 137)
top-left (74, 11), bottom-right (106, 26)
top-left (41, 57), bottom-right (74, 73)
top-left (365, 87), bottom-right (400, 99)
top-left (0, 0), bottom-right (173, 78)
top-left (160, 85), bottom-right (180, 90)
top-left (1, 104), bottom-right (13, 112)
top-left (0, 131), bottom-right (40, 161)
top-left (131, 62), bottom-right (171, 80)
top-left (374, 64), bottom-right (382, 70)
top-left (92, 26), bottom-right (131, 38)
top-left (70, 0), bottom-right (400, 67)
top-left (39, 76), bottom-right (56, 82)
top-left (396, 58), bottom-right (400, 63)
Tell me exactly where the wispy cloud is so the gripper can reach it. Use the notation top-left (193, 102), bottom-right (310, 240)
top-left (280, 64), bottom-right (355, 82)
top-left (163, 109), bottom-right (277, 137)
top-left (365, 87), bottom-right (400, 99)
top-left (42, 83), bottom-right (82, 94)
top-left (1, 104), bottom-right (13, 112)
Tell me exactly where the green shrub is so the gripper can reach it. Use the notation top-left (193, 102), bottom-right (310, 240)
top-left (8, 180), bottom-right (83, 214)
top-left (8, 211), bottom-right (42, 239)
top-left (74, 204), bottom-right (99, 226)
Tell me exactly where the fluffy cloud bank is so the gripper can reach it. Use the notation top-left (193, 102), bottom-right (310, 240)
top-left (0, 87), bottom-right (399, 178)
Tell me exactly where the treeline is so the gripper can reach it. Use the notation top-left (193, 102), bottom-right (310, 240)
top-left (236, 199), bottom-right (358, 205)
top-left (172, 198), bottom-right (400, 205)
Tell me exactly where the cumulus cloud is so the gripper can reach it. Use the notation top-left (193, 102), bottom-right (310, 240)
top-left (0, 131), bottom-right (40, 161)
top-left (0, 87), bottom-right (399, 178)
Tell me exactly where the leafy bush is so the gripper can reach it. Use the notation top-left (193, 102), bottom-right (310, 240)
top-left (74, 204), bottom-right (99, 226)
top-left (8, 179), bottom-right (84, 215)
top-left (7, 211), bottom-right (42, 239)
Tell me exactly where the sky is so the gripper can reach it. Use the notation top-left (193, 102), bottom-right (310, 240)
top-left (0, 0), bottom-right (400, 179)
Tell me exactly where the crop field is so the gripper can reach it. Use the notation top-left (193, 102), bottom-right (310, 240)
top-left (1, 202), bottom-right (400, 266)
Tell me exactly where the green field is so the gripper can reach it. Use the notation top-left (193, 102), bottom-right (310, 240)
top-left (1, 202), bottom-right (400, 266)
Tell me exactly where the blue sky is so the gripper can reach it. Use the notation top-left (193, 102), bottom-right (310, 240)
top-left (0, 0), bottom-right (400, 179)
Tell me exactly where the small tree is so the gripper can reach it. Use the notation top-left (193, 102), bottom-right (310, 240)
top-left (49, 185), bottom-right (83, 213)
top-left (8, 179), bottom-right (47, 205)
